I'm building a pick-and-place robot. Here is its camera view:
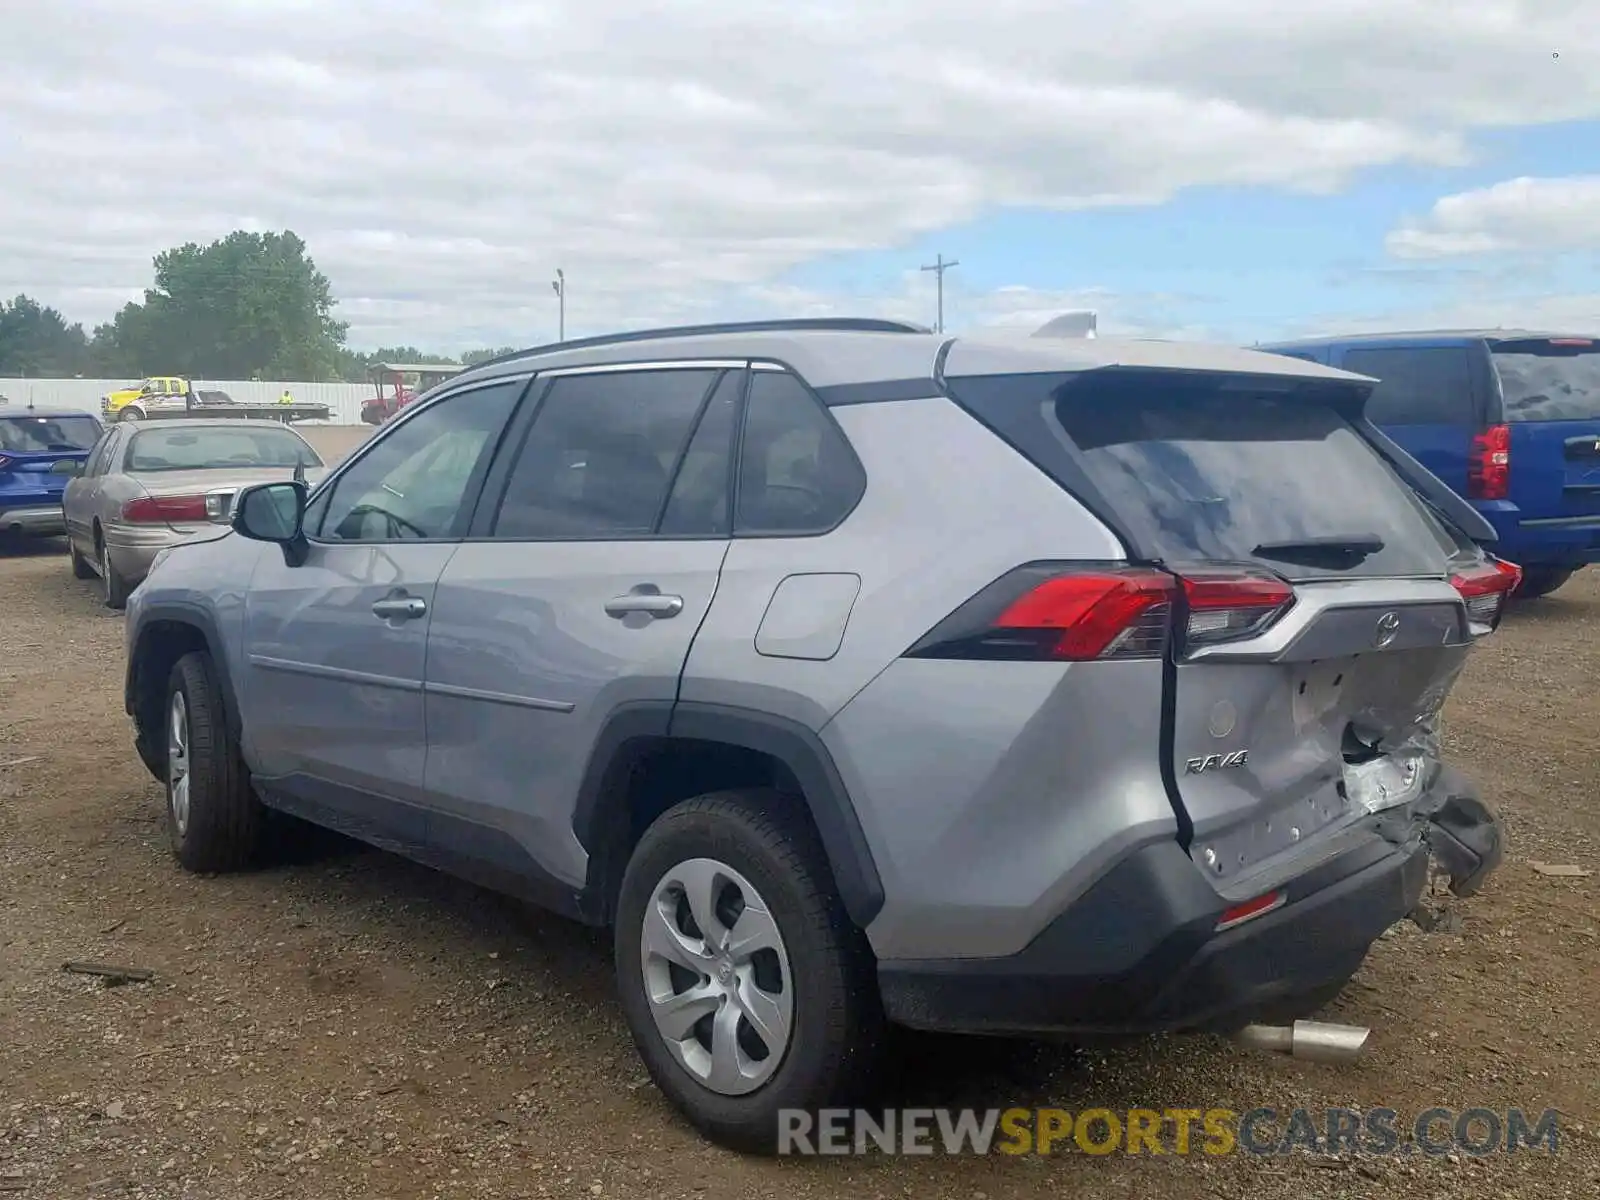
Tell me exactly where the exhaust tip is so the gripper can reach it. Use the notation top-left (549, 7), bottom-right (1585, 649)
top-left (1234, 1020), bottom-right (1370, 1065)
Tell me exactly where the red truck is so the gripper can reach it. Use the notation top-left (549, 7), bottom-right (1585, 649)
top-left (360, 362), bottom-right (463, 426)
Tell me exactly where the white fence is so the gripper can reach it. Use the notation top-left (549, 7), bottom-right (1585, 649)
top-left (0, 378), bottom-right (373, 425)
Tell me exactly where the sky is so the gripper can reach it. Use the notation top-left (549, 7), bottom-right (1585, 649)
top-left (2, 1), bottom-right (1598, 352)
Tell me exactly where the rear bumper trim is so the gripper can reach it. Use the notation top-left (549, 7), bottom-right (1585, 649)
top-left (876, 771), bottom-right (1502, 1039)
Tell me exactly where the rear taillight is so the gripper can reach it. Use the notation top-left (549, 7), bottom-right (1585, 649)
top-left (1179, 569), bottom-right (1296, 647)
top-left (1467, 424), bottom-right (1510, 500)
top-left (990, 569), bottom-right (1176, 660)
top-left (1451, 557), bottom-right (1521, 635)
top-left (122, 494), bottom-right (209, 524)
top-left (905, 565), bottom-right (1294, 662)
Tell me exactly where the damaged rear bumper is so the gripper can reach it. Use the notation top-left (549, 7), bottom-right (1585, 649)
top-left (877, 766), bottom-right (1503, 1037)
top-left (1400, 763), bottom-right (1503, 898)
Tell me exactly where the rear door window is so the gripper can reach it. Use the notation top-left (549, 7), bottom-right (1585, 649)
top-left (1339, 346), bottom-right (1475, 425)
top-left (734, 371), bottom-right (865, 535)
top-left (1491, 338), bottom-right (1600, 422)
top-left (1053, 381), bottom-right (1461, 580)
top-left (491, 368), bottom-right (718, 539)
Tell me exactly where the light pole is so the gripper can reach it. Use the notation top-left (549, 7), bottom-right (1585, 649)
top-left (551, 269), bottom-right (565, 341)
top-left (920, 253), bottom-right (958, 333)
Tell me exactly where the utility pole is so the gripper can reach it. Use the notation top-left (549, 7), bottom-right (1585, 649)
top-left (920, 253), bottom-right (958, 333)
top-left (551, 269), bottom-right (565, 341)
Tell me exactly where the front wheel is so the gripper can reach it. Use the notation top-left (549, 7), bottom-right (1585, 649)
top-left (118, 406), bottom-right (144, 422)
top-left (1517, 567), bottom-right (1577, 600)
top-left (165, 651), bottom-right (264, 872)
top-left (613, 791), bottom-right (884, 1154)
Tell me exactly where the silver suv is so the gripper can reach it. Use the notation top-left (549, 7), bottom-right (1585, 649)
top-left (123, 319), bottom-right (1509, 1151)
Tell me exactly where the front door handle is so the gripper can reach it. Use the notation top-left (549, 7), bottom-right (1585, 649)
top-left (372, 595), bottom-right (427, 621)
top-left (605, 591), bottom-right (684, 619)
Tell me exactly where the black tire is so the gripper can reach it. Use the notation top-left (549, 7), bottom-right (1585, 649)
top-left (98, 536), bottom-right (131, 610)
top-left (614, 790), bottom-right (884, 1154)
top-left (1516, 567), bottom-right (1576, 600)
top-left (119, 406), bottom-right (144, 422)
top-left (68, 538), bottom-right (95, 580)
top-left (164, 651), bottom-right (264, 873)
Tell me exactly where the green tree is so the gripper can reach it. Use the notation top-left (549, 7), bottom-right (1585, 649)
top-left (461, 346), bottom-right (519, 366)
top-left (92, 231), bottom-right (348, 379)
top-left (0, 294), bottom-right (93, 377)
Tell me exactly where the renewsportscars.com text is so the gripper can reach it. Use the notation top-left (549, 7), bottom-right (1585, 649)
top-left (777, 1106), bottom-right (1561, 1156)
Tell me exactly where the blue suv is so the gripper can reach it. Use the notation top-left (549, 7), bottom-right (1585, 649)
top-left (1259, 331), bottom-right (1600, 598)
top-left (0, 405), bottom-right (105, 539)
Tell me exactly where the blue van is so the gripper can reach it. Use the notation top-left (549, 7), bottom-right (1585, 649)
top-left (1258, 331), bottom-right (1600, 598)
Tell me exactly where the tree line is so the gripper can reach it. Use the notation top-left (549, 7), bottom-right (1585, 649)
top-left (0, 230), bottom-right (522, 383)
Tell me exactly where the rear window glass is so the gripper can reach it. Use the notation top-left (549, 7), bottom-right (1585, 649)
top-left (1492, 340), bottom-right (1600, 422)
top-left (125, 426), bottom-right (322, 472)
top-left (0, 415), bottom-right (101, 452)
top-left (1052, 384), bottom-right (1461, 579)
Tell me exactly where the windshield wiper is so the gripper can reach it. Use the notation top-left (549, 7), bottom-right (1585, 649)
top-left (1253, 533), bottom-right (1385, 567)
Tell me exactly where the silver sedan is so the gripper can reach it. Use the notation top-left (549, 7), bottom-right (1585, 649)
top-left (63, 419), bottom-right (328, 608)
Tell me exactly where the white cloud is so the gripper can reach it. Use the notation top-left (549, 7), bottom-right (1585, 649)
top-left (1386, 176), bottom-right (1600, 259)
top-left (1, 1), bottom-right (1597, 346)
top-left (1289, 290), bottom-right (1600, 339)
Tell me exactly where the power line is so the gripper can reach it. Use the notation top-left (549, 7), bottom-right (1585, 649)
top-left (920, 253), bottom-right (958, 333)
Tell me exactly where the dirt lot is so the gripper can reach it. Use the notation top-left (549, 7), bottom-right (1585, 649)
top-left (2, 543), bottom-right (1597, 1199)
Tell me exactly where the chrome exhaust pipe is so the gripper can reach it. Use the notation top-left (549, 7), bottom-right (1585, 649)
top-left (1234, 1020), bottom-right (1370, 1065)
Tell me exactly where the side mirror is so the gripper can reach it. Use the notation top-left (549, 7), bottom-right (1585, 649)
top-left (232, 481), bottom-right (309, 566)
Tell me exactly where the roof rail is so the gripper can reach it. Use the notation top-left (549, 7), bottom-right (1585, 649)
top-left (469, 317), bottom-right (933, 372)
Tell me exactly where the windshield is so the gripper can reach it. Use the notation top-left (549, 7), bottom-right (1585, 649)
top-left (1493, 339), bottom-right (1600, 422)
top-left (0, 414), bottom-right (102, 452)
top-left (125, 426), bottom-right (322, 472)
top-left (1052, 382), bottom-right (1463, 580)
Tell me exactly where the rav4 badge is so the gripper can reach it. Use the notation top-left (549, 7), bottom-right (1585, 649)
top-left (1185, 749), bottom-right (1250, 774)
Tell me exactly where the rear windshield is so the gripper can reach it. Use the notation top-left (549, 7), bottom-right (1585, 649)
top-left (1492, 339), bottom-right (1600, 422)
top-left (0, 414), bottom-right (102, 452)
top-left (125, 426), bottom-right (322, 472)
top-left (1052, 382), bottom-right (1461, 579)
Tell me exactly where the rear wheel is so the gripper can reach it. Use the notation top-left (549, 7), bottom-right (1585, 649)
top-left (614, 790), bottom-right (884, 1154)
top-left (68, 537), bottom-right (95, 580)
top-left (1516, 567), bottom-right (1576, 600)
top-left (165, 651), bottom-right (264, 872)
top-left (99, 537), bottom-right (131, 609)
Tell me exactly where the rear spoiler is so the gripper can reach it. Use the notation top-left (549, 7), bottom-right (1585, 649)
top-left (1355, 418), bottom-right (1498, 546)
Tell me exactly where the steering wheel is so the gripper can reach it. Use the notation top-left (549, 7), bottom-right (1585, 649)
top-left (341, 503), bottom-right (428, 540)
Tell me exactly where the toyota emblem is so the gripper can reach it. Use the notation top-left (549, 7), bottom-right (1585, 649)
top-left (1373, 611), bottom-right (1401, 648)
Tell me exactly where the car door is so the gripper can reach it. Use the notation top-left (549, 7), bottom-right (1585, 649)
top-left (64, 427), bottom-right (119, 551)
top-left (240, 377), bottom-right (525, 850)
top-left (1337, 345), bottom-right (1480, 493)
top-left (421, 363), bottom-right (742, 893)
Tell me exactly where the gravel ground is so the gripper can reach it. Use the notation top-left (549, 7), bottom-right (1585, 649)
top-left (2, 541), bottom-right (1597, 1199)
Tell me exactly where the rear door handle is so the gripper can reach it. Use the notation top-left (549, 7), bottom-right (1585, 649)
top-left (372, 595), bottom-right (427, 621)
top-left (605, 592), bottom-right (684, 619)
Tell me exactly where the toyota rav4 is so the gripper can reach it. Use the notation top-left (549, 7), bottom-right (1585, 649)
top-left (122, 318), bottom-right (1508, 1152)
